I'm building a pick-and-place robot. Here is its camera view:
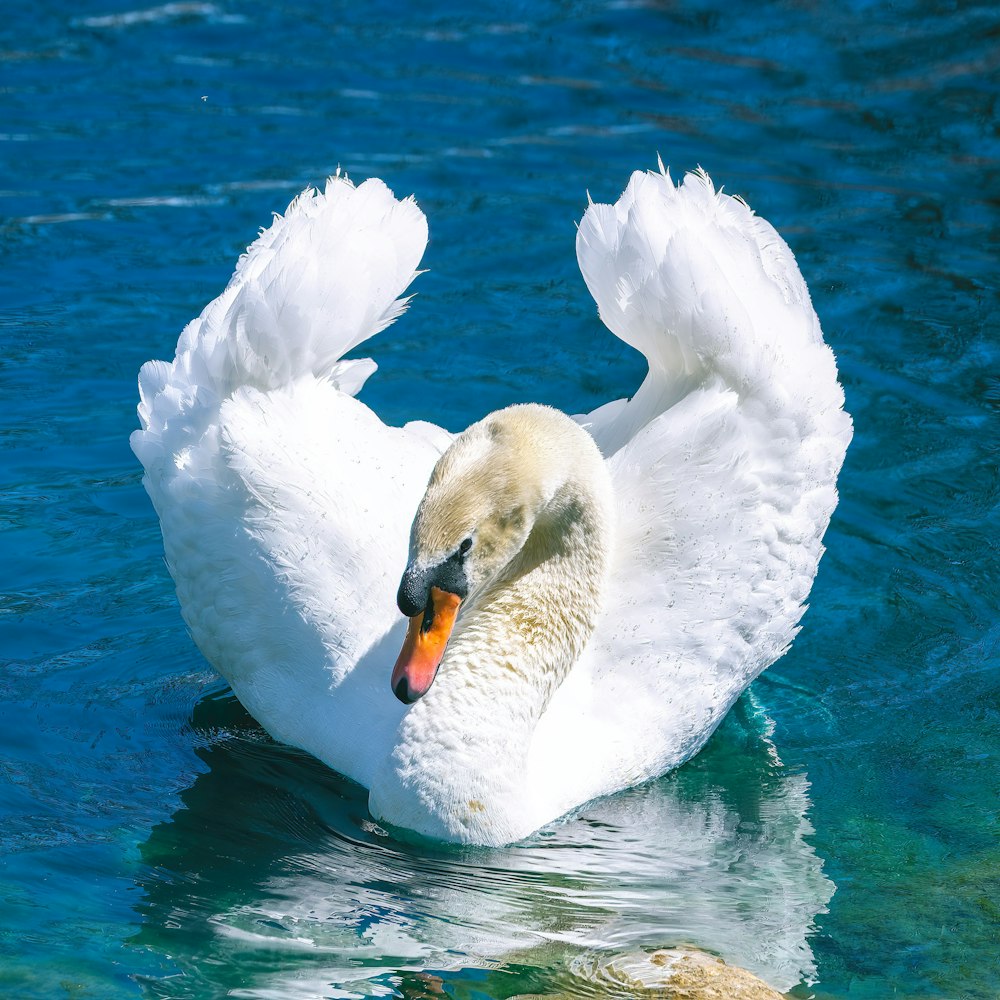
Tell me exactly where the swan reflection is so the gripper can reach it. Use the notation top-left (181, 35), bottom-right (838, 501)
top-left (131, 687), bottom-right (831, 997)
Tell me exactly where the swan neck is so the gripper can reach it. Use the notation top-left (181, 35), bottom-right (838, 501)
top-left (370, 410), bottom-right (614, 843)
top-left (465, 443), bottom-right (612, 701)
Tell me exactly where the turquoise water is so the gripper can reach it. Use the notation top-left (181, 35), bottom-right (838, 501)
top-left (2, 2), bottom-right (998, 998)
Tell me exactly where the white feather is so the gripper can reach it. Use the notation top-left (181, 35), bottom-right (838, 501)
top-left (535, 167), bottom-right (851, 815)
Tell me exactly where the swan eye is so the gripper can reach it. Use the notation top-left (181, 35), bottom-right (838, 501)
top-left (459, 537), bottom-right (473, 557)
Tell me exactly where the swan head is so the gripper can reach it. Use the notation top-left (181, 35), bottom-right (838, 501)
top-left (391, 404), bottom-right (612, 705)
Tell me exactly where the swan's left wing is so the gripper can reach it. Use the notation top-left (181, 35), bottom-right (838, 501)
top-left (540, 383), bottom-right (809, 803)
top-left (533, 167), bottom-right (850, 807)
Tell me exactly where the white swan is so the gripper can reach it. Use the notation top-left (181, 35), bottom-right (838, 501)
top-left (132, 163), bottom-right (852, 846)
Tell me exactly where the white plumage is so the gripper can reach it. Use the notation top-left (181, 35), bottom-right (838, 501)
top-left (132, 164), bottom-right (851, 845)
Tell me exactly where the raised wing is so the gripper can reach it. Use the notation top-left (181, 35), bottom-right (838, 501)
top-left (534, 166), bottom-right (851, 805)
top-left (131, 175), bottom-right (448, 785)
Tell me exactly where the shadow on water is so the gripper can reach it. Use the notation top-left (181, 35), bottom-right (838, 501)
top-left (129, 687), bottom-right (833, 999)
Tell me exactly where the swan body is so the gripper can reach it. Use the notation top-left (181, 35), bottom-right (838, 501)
top-left (132, 165), bottom-right (852, 845)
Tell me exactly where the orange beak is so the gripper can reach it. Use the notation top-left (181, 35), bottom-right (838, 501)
top-left (391, 586), bottom-right (462, 704)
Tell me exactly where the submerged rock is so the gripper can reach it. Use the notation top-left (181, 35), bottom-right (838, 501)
top-left (516, 946), bottom-right (786, 999)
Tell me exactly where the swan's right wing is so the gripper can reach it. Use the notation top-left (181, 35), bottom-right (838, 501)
top-left (131, 175), bottom-right (450, 785)
top-left (133, 174), bottom-right (430, 476)
top-left (211, 382), bottom-right (449, 783)
top-left (537, 167), bottom-right (851, 802)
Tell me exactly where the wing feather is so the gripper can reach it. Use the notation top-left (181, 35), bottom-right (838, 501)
top-left (533, 167), bottom-right (851, 807)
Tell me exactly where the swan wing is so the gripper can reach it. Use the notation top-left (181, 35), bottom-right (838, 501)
top-left (536, 167), bottom-right (851, 804)
top-left (132, 175), bottom-right (449, 785)
top-left (216, 383), bottom-right (448, 783)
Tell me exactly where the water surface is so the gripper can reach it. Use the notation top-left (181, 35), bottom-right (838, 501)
top-left (2, 2), bottom-right (998, 998)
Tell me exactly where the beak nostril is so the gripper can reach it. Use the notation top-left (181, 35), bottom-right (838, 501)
top-left (421, 592), bottom-right (435, 634)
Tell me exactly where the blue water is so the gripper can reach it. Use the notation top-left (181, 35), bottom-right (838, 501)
top-left (2, 2), bottom-right (998, 998)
